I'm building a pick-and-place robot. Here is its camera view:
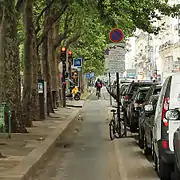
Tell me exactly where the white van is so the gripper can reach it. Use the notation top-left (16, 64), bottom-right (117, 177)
top-left (153, 73), bottom-right (180, 180)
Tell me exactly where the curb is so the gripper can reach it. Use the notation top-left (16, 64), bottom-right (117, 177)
top-left (113, 139), bottom-right (128, 180)
top-left (81, 89), bottom-right (94, 100)
top-left (66, 101), bottom-right (85, 108)
top-left (84, 92), bottom-right (92, 100)
top-left (0, 109), bottom-right (81, 180)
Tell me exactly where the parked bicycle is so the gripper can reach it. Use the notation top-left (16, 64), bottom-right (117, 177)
top-left (109, 107), bottom-right (126, 140)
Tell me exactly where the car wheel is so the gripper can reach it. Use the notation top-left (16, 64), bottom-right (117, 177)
top-left (154, 151), bottom-right (158, 171)
top-left (130, 122), bottom-right (137, 133)
top-left (74, 94), bottom-right (80, 101)
top-left (174, 162), bottom-right (180, 180)
top-left (144, 137), bottom-right (151, 155)
top-left (158, 157), bottom-right (172, 180)
top-left (138, 128), bottom-right (144, 149)
top-left (129, 116), bottom-right (137, 133)
top-left (151, 141), bottom-right (154, 161)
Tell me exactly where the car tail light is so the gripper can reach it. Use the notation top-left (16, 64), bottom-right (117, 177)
top-left (162, 97), bottom-right (169, 127)
top-left (162, 140), bottom-right (169, 149)
top-left (125, 95), bottom-right (129, 101)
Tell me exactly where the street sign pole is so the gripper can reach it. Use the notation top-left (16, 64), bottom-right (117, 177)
top-left (73, 58), bottom-right (82, 92)
top-left (116, 72), bottom-right (121, 136)
top-left (62, 62), bottom-right (66, 107)
top-left (109, 72), bottom-right (112, 106)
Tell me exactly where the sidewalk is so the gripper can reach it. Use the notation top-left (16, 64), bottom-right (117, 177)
top-left (0, 100), bottom-right (85, 180)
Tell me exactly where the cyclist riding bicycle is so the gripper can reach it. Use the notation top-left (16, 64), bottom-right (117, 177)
top-left (95, 78), bottom-right (102, 97)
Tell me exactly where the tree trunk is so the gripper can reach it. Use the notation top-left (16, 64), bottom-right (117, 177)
top-left (22, 0), bottom-right (33, 127)
top-left (0, 5), bottom-right (5, 104)
top-left (48, 25), bottom-right (55, 109)
top-left (31, 30), bottom-right (39, 121)
top-left (51, 23), bottom-right (59, 109)
top-left (3, 0), bottom-right (26, 132)
top-left (56, 54), bottom-right (62, 107)
top-left (41, 5), bottom-right (54, 116)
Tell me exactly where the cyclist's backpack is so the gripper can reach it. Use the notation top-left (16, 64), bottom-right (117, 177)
top-left (97, 82), bottom-right (102, 88)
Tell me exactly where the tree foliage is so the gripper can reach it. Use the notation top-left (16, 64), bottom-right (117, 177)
top-left (16, 0), bottom-right (180, 75)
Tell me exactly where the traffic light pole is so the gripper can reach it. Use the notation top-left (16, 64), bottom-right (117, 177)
top-left (62, 61), bottom-right (66, 107)
top-left (60, 47), bottom-right (67, 108)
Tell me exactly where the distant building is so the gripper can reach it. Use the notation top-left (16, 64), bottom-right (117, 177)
top-left (126, 0), bottom-right (180, 81)
top-left (156, 0), bottom-right (180, 80)
top-left (125, 37), bottom-right (136, 70)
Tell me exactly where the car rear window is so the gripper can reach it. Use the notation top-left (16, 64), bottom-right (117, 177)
top-left (131, 83), bottom-right (152, 93)
top-left (132, 85), bottom-right (140, 91)
top-left (135, 89), bottom-right (149, 101)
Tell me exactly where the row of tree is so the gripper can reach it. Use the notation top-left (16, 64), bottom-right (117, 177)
top-left (0, 0), bottom-right (179, 133)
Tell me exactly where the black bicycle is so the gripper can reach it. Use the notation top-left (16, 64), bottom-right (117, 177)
top-left (109, 109), bottom-right (120, 140)
top-left (109, 108), bottom-right (127, 140)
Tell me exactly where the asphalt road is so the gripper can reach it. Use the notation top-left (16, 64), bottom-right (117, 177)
top-left (32, 87), bottom-right (160, 180)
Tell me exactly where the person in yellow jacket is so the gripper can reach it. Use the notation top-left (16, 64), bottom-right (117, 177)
top-left (72, 86), bottom-right (79, 95)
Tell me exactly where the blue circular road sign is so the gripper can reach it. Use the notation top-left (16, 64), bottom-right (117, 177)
top-left (109, 28), bottom-right (124, 42)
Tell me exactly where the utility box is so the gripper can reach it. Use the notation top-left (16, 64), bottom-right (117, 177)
top-left (38, 80), bottom-right (45, 119)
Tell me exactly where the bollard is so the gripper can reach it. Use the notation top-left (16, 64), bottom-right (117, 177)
top-left (8, 108), bottom-right (11, 139)
top-left (0, 103), bottom-right (5, 132)
top-left (1, 103), bottom-right (12, 138)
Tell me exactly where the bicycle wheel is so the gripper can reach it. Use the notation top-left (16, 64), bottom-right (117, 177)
top-left (97, 91), bottom-right (100, 99)
top-left (109, 121), bottom-right (115, 140)
top-left (115, 118), bottom-right (124, 138)
top-left (98, 93), bottom-right (100, 99)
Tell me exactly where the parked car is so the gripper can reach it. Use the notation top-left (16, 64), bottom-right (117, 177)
top-left (120, 85), bottom-right (129, 107)
top-left (138, 95), bottom-right (159, 155)
top-left (112, 80), bottom-right (132, 100)
top-left (144, 84), bottom-right (162, 102)
top-left (119, 84), bottom-right (129, 103)
top-left (173, 127), bottom-right (180, 180)
top-left (138, 85), bottom-right (162, 149)
top-left (110, 81), bottom-right (117, 99)
top-left (122, 81), bottom-right (156, 125)
top-left (153, 73), bottom-right (180, 180)
top-left (127, 87), bottom-right (150, 133)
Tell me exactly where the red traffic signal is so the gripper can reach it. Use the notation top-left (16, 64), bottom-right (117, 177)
top-left (68, 51), bottom-right (72, 55)
top-left (61, 47), bottom-right (66, 52)
top-left (60, 47), bottom-right (67, 61)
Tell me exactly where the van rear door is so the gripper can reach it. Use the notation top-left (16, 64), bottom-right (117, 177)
top-left (169, 74), bottom-right (180, 151)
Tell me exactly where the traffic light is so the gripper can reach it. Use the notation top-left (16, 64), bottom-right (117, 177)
top-left (68, 51), bottom-right (73, 63)
top-left (68, 51), bottom-right (72, 56)
top-left (60, 47), bottom-right (67, 61)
